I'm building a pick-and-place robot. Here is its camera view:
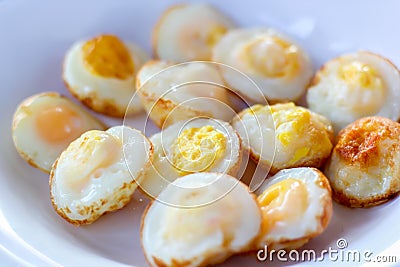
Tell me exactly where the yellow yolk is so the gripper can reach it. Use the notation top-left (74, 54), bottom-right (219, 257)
top-left (36, 105), bottom-right (83, 144)
top-left (64, 132), bottom-right (122, 193)
top-left (257, 178), bottom-right (308, 234)
top-left (276, 105), bottom-right (311, 146)
top-left (339, 61), bottom-right (383, 89)
top-left (82, 34), bottom-right (134, 79)
top-left (243, 37), bottom-right (299, 78)
top-left (171, 126), bottom-right (226, 174)
top-left (206, 25), bottom-right (227, 47)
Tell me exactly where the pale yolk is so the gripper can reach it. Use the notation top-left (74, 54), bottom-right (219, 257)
top-left (206, 24), bottom-right (227, 47)
top-left (36, 104), bottom-right (83, 144)
top-left (339, 61), bottom-right (383, 89)
top-left (243, 37), bottom-right (299, 78)
top-left (171, 126), bottom-right (226, 174)
top-left (64, 132), bottom-right (122, 193)
top-left (82, 34), bottom-right (134, 79)
top-left (257, 178), bottom-right (308, 234)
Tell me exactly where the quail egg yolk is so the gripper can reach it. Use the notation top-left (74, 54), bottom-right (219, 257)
top-left (64, 132), bottom-right (122, 193)
top-left (162, 191), bottom-right (237, 245)
top-left (82, 34), bottom-right (134, 79)
top-left (36, 104), bottom-right (83, 144)
top-left (258, 178), bottom-right (308, 234)
top-left (339, 61), bottom-right (383, 90)
top-left (206, 24), bottom-right (228, 47)
top-left (171, 126), bottom-right (226, 174)
top-left (275, 105), bottom-right (310, 146)
top-left (243, 36), bottom-right (299, 78)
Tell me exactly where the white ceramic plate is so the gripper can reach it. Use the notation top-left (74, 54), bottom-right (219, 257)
top-left (1, 0), bottom-right (399, 266)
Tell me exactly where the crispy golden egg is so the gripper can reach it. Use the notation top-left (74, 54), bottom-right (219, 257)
top-left (307, 51), bottom-right (400, 132)
top-left (325, 116), bottom-right (400, 208)
top-left (232, 103), bottom-right (333, 174)
top-left (50, 126), bottom-right (153, 225)
top-left (213, 28), bottom-right (313, 102)
top-left (136, 60), bottom-right (234, 128)
top-left (12, 92), bottom-right (105, 173)
top-left (141, 172), bottom-right (261, 267)
top-left (138, 118), bottom-right (241, 198)
top-left (153, 4), bottom-right (235, 62)
top-left (255, 168), bottom-right (332, 250)
top-left (63, 34), bottom-right (150, 117)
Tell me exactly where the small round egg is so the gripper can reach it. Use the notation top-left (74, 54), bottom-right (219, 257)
top-left (139, 118), bottom-right (241, 198)
top-left (232, 103), bottom-right (333, 174)
top-left (213, 28), bottom-right (313, 102)
top-left (136, 60), bottom-right (234, 128)
top-left (255, 167), bottom-right (333, 250)
top-left (153, 4), bottom-right (235, 62)
top-left (306, 51), bottom-right (400, 132)
top-left (12, 92), bottom-right (106, 173)
top-left (50, 126), bottom-right (153, 225)
top-left (63, 34), bottom-right (150, 117)
top-left (325, 116), bottom-right (400, 208)
top-left (141, 172), bottom-right (261, 267)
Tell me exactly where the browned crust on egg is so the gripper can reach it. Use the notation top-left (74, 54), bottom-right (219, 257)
top-left (140, 175), bottom-right (263, 266)
top-left (329, 116), bottom-right (400, 208)
top-left (49, 130), bottom-right (154, 226)
top-left (152, 4), bottom-right (187, 59)
top-left (11, 92), bottom-right (106, 173)
top-left (253, 168), bottom-right (333, 251)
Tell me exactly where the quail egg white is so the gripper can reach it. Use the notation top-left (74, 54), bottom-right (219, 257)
top-left (63, 34), bottom-right (150, 117)
top-left (232, 103), bottom-right (333, 174)
top-left (325, 116), bottom-right (400, 208)
top-left (213, 28), bottom-right (313, 102)
top-left (141, 172), bottom-right (261, 267)
top-left (136, 60), bottom-right (234, 128)
top-left (307, 51), bottom-right (400, 132)
top-left (255, 167), bottom-right (332, 250)
top-left (138, 118), bottom-right (241, 198)
top-left (12, 92), bottom-right (106, 173)
top-left (153, 4), bottom-right (235, 62)
top-left (50, 126), bottom-right (153, 225)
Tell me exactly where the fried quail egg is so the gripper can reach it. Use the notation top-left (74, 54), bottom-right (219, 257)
top-left (232, 103), bottom-right (333, 174)
top-left (255, 167), bottom-right (332, 250)
top-left (136, 60), bottom-right (234, 127)
top-left (307, 51), bottom-right (400, 132)
top-left (139, 118), bottom-right (241, 198)
top-left (50, 126), bottom-right (153, 225)
top-left (141, 172), bottom-right (261, 267)
top-left (12, 92), bottom-right (106, 173)
top-left (213, 28), bottom-right (313, 102)
top-left (153, 4), bottom-right (235, 62)
top-left (63, 34), bottom-right (150, 117)
top-left (325, 116), bottom-right (400, 208)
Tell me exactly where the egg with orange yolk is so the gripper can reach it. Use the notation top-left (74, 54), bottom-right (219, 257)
top-left (255, 167), bottom-right (333, 250)
top-left (136, 60), bottom-right (234, 128)
top-left (12, 92), bottom-right (106, 173)
top-left (50, 126), bottom-right (153, 225)
top-left (307, 51), bottom-right (400, 133)
top-left (141, 172), bottom-right (261, 267)
top-left (231, 102), bottom-right (333, 174)
top-left (153, 4), bottom-right (235, 62)
top-left (63, 34), bottom-right (150, 117)
top-left (213, 28), bottom-right (313, 102)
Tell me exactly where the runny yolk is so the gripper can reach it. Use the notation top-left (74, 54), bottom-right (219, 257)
top-left (243, 36), bottom-right (300, 78)
top-left (36, 104), bottom-right (83, 144)
top-left (339, 61), bottom-right (383, 89)
top-left (82, 34), bottom-right (134, 79)
top-left (257, 178), bottom-right (309, 234)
